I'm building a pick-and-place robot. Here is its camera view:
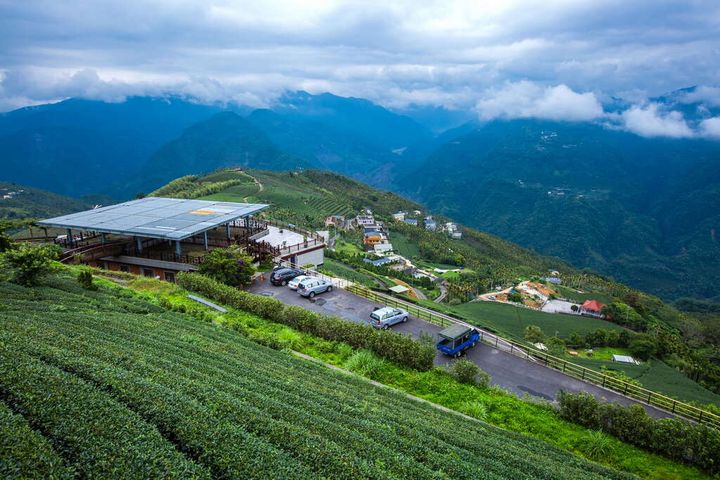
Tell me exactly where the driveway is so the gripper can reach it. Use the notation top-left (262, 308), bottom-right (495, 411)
top-left (249, 276), bottom-right (672, 418)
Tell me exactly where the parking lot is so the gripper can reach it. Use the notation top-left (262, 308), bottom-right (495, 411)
top-left (249, 275), bottom-right (672, 418)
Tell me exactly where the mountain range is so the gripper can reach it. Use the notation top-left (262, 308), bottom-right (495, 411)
top-left (0, 91), bottom-right (718, 303)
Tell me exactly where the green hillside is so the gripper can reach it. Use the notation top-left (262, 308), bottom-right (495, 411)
top-left (0, 182), bottom-right (90, 221)
top-left (0, 274), bottom-right (631, 480)
top-left (404, 119), bottom-right (720, 304)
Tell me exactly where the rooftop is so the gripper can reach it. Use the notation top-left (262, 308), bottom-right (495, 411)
top-left (38, 197), bottom-right (268, 241)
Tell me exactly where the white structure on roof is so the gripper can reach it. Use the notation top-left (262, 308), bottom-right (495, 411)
top-left (392, 211), bottom-right (406, 221)
top-left (373, 242), bottom-right (394, 254)
top-left (356, 215), bottom-right (375, 226)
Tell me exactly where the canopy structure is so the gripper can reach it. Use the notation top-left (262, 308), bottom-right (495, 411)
top-left (38, 197), bottom-right (269, 241)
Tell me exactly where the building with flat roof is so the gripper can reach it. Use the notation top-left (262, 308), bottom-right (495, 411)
top-left (36, 197), bottom-right (325, 279)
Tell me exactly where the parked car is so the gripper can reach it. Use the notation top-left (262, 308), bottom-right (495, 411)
top-left (436, 325), bottom-right (480, 357)
top-left (270, 268), bottom-right (304, 286)
top-left (297, 278), bottom-right (333, 298)
top-left (369, 306), bottom-right (408, 329)
top-left (287, 275), bottom-right (311, 290)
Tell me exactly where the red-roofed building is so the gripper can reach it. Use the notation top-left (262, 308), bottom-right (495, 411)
top-left (580, 300), bottom-right (605, 318)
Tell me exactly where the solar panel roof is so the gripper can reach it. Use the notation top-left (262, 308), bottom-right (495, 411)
top-left (38, 197), bottom-right (269, 240)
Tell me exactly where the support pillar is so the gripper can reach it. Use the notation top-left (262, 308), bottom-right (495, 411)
top-left (204, 231), bottom-right (209, 251)
top-left (135, 236), bottom-right (143, 253)
top-left (66, 228), bottom-right (73, 248)
top-left (226, 223), bottom-right (231, 240)
top-left (175, 240), bottom-right (181, 256)
top-left (101, 233), bottom-right (106, 245)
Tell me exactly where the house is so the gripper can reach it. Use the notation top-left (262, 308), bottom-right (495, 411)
top-left (580, 300), bottom-right (605, 318)
top-left (403, 218), bottom-right (418, 226)
top-left (373, 242), bottom-right (393, 255)
top-left (612, 355), bottom-right (640, 365)
top-left (450, 231), bottom-right (462, 239)
top-left (356, 215), bottom-right (376, 227)
top-left (392, 211), bottom-right (406, 221)
top-left (425, 218), bottom-right (437, 231)
top-left (364, 256), bottom-right (394, 267)
top-left (413, 210), bottom-right (422, 216)
top-left (543, 276), bottom-right (562, 285)
top-left (324, 215), bottom-right (344, 227)
top-left (363, 231), bottom-right (386, 247)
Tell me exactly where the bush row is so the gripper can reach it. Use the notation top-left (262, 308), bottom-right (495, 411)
top-left (0, 343), bottom-right (210, 479)
top-left (177, 272), bottom-right (436, 371)
top-left (557, 391), bottom-right (720, 474)
top-left (0, 401), bottom-right (73, 479)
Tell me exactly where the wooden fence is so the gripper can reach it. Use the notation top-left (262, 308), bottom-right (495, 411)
top-left (347, 284), bottom-right (720, 428)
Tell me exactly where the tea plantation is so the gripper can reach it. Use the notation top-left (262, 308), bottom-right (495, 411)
top-left (0, 275), bottom-right (633, 479)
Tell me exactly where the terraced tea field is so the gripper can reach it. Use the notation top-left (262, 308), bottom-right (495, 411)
top-left (0, 275), bottom-right (631, 479)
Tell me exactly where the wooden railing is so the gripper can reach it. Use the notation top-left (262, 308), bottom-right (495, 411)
top-left (347, 284), bottom-right (720, 428)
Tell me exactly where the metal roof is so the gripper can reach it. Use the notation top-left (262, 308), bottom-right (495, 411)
top-left (438, 324), bottom-right (473, 340)
top-left (39, 197), bottom-right (268, 241)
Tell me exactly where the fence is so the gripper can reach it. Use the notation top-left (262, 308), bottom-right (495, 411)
top-left (347, 283), bottom-right (720, 429)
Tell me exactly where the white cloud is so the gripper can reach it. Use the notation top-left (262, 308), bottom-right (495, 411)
top-left (676, 86), bottom-right (720, 107)
top-left (621, 103), bottom-right (694, 138)
top-left (699, 117), bottom-right (720, 138)
top-left (475, 81), bottom-right (604, 121)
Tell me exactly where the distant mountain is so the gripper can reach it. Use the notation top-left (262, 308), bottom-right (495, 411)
top-left (137, 112), bottom-right (307, 193)
top-left (404, 119), bottom-right (720, 302)
top-left (0, 182), bottom-right (90, 220)
top-left (0, 97), bottom-right (220, 197)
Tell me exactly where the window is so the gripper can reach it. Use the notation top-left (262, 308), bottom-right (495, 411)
top-left (164, 271), bottom-right (175, 283)
top-left (119, 264), bottom-right (130, 273)
top-left (143, 268), bottom-right (154, 277)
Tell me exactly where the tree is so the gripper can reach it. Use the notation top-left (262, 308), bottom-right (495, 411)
top-left (1, 243), bottom-right (60, 286)
top-left (198, 245), bottom-right (255, 287)
top-left (546, 336), bottom-right (567, 357)
top-left (629, 334), bottom-right (658, 361)
top-left (524, 325), bottom-right (546, 343)
top-left (77, 267), bottom-right (98, 290)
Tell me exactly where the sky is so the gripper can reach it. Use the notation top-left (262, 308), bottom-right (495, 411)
top-left (1, 0), bottom-right (719, 137)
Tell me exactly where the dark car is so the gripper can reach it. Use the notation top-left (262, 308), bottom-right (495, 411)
top-left (270, 268), bottom-right (304, 286)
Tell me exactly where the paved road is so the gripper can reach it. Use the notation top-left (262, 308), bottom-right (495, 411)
top-left (249, 277), bottom-right (672, 418)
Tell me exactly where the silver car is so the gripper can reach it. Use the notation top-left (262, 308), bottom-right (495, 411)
top-left (297, 278), bottom-right (333, 298)
top-left (369, 307), bottom-right (409, 329)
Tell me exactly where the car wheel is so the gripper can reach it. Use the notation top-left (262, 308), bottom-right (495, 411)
top-left (383, 324), bottom-right (389, 330)
top-left (471, 341), bottom-right (477, 347)
top-left (282, 280), bottom-right (287, 286)
top-left (455, 351), bottom-right (462, 358)
top-left (402, 316), bottom-right (408, 323)
top-left (327, 285), bottom-right (333, 292)
top-left (309, 291), bottom-right (315, 298)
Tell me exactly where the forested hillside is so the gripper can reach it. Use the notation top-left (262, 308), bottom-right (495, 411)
top-left (405, 119), bottom-right (720, 302)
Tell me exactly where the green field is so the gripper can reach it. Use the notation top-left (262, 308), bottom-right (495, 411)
top-left (390, 231), bottom-right (421, 258)
top-left (553, 285), bottom-right (614, 305)
top-left (0, 275), bottom-right (633, 480)
top-left (451, 301), bottom-right (626, 340)
top-left (319, 258), bottom-right (376, 287)
top-left (572, 358), bottom-right (720, 407)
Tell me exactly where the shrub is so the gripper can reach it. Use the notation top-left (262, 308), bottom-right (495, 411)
top-left (557, 391), bottom-right (720, 474)
top-left (177, 273), bottom-right (435, 371)
top-left (0, 243), bottom-right (61, 286)
top-left (344, 350), bottom-right (385, 379)
top-left (629, 334), bottom-right (657, 361)
top-left (582, 431), bottom-right (614, 460)
top-left (198, 245), bottom-right (255, 287)
top-left (448, 359), bottom-right (480, 385)
top-left (524, 325), bottom-right (545, 343)
top-left (77, 268), bottom-right (98, 290)
top-left (459, 401), bottom-right (488, 421)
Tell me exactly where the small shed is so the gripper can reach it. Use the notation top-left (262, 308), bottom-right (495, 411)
top-left (388, 285), bottom-right (410, 295)
top-left (612, 354), bottom-right (640, 365)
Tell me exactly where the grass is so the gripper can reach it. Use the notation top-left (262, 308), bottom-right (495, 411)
top-left (450, 300), bottom-right (625, 340)
top-left (554, 284), bottom-right (614, 305)
top-left (319, 258), bottom-right (376, 287)
top-left (571, 357), bottom-right (720, 406)
top-left (390, 231), bottom-right (420, 259)
top-left (573, 347), bottom-right (632, 361)
top-left (123, 273), bottom-right (713, 480)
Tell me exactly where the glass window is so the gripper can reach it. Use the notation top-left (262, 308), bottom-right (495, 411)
top-left (143, 268), bottom-right (154, 277)
top-left (119, 264), bottom-right (130, 273)
top-left (164, 271), bottom-right (175, 282)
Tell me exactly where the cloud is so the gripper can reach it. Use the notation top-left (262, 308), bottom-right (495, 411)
top-left (0, 0), bottom-right (719, 114)
top-left (475, 81), bottom-right (604, 121)
top-left (699, 117), bottom-right (720, 138)
top-left (620, 103), bottom-right (694, 138)
top-left (676, 86), bottom-right (720, 107)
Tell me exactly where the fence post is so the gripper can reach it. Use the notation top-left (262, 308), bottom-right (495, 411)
top-left (495, 336), bottom-right (499, 348)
